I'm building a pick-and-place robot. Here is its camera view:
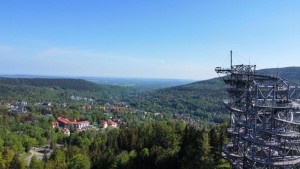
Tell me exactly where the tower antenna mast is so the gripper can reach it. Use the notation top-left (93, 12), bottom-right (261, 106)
top-left (230, 50), bottom-right (233, 68)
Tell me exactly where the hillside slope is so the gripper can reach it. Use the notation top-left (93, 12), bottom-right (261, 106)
top-left (0, 78), bottom-right (134, 102)
top-left (257, 67), bottom-right (300, 83)
top-left (0, 78), bottom-right (108, 91)
top-left (130, 78), bottom-right (227, 124)
top-left (130, 67), bottom-right (300, 124)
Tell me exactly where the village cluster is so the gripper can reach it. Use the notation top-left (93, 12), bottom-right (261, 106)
top-left (0, 99), bottom-right (127, 135)
top-left (51, 117), bottom-right (120, 136)
top-left (0, 98), bottom-right (177, 138)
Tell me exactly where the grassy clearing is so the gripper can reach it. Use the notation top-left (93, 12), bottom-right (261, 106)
top-left (216, 159), bottom-right (231, 169)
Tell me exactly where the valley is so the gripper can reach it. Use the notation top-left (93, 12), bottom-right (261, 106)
top-left (0, 67), bottom-right (299, 168)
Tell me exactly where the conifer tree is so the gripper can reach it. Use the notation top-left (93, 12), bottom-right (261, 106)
top-left (30, 155), bottom-right (44, 169)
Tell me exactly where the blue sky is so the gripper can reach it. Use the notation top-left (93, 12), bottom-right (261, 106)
top-left (0, 0), bottom-right (299, 80)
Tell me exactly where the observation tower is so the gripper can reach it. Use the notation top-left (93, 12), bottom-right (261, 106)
top-left (216, 51), bottom-right (300, 168)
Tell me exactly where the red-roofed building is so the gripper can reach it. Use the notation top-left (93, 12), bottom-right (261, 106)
top-left (101, 121), bottom-right (108, 128)
top-left (81, 105), bottom-right (92, 110)
top-left (108, 121), bottom-right (117, 128)
top-left (52, 122), bottom-right (58, 128)
top-left (57, 117), bottom-right (90, 130)
top-left (101, 120), bottom-right (117, 128)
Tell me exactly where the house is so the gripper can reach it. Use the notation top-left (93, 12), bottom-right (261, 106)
top-left (81, 105), bottom-right (92, 110)
top-left (57, 117), bottom-right (71, 128)
top-left (108, 121), bottom-right (117, 128)
top-left (101, 121), bottom-right (108, 129)
top-left (57, 117), bottom-right (90, 130)
top-left (7, 104), bottom-right (14, 109)
top-left (15, 101), bottom-right (27, 106)
top-left (101, 120), bottom-right (117, 128)
top-left (6, 100), bottom-right (29, 114)
top-left (75, 119), bottom-right (90, 129)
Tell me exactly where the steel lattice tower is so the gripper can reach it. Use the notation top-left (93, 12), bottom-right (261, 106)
top-left (216, 51), bottom-right (300, 169)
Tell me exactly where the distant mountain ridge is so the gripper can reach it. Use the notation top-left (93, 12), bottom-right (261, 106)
top-left (0, 77), bottom-right (134, 102)
top-left (0, 75), bottom-right (195, 91)
top-left (83, 77), bottom-right (195, 91)
top-left (0, 77), bottom-right (107, 92)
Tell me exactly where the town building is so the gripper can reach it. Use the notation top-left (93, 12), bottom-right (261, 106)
top-left (101, 120), bottom-right (118, 129)
top-left (57, 117), bottom-right (90, 130)
top-left (52, 122), bottom-right (58, 128)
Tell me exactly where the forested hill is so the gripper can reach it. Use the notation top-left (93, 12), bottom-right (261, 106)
top-left (0, 77), bottom-right (114, 91)
top-left (130, 67), bottom-right (300, 124)
top-left (0, 77), bottom-right (135, 102)
top-left (257, 67), bottom-right (300, 83)
top-left (130, 78), bottom-right (228, 124)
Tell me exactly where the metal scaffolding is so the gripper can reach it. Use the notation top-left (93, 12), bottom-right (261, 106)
top-left (216, 52), bottom-right (300, 169)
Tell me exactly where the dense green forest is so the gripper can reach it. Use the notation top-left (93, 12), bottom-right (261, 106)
top-left (0, 76), bottom-right (233, 169)
top-left (0, 112), bottom-right (229, 169)
top-left (0, 78), bottom-right (135, 102)
top-left (129, 78), bottom-right (228, 124)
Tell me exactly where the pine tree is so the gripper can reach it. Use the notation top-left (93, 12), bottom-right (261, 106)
top-left (196, 128), bottom-right (211, 169)
top-left (9, 154), bottom-right (26, 169)
top-left (209, 127), bottom-right (221, 165)
top-left (30, 155), bottom-right (44, 169)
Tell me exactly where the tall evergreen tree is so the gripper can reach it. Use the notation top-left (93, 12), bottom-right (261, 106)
top-left (30, 155), bottom-right (44, 169)
top-left (197, 128), bottom-right (211, 169)
top-left (209, 127), bottom-right (221, 165)
top-left (9, 154), bottom-right (26, 169)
